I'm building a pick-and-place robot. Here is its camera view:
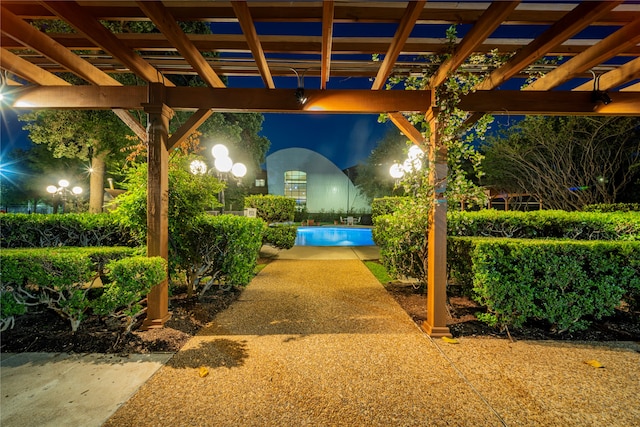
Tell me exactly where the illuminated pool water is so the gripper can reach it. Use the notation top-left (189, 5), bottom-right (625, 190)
top-left (295, 227), bottom-right (375, 247)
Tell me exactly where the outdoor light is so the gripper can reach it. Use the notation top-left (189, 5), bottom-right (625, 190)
top-left (590, 71), bottom-right (612, 105)
top-left (231, 162), bottom-right (247, 178)
top-left (295, 87), bottom-right (308, 105)
top-left (46, 179), bottom-right (83, 213)
top-left (214, 156), bottom-right (233, 173)
top-left (211, 144), bottom-right (229, 159)
top-left (408, 145), bottom-right (424, 160)
top-left (389, 163), bottom-right (405, 179)
top-left (190, 159), bottom-right (208, 175)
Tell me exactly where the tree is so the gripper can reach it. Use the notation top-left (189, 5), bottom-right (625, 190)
top-left (481, 116), bottom-right (640, 211)
top-left (355, 129), bottom-right (409, 201)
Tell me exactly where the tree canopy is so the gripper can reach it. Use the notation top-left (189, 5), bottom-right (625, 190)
top-left (481, 116), bottom-right (640, 211)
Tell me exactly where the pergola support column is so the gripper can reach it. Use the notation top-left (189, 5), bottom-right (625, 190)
top-left (141, 83), bottom-right (173, 330)
top-left (422, 108), bottom-right (452, 338)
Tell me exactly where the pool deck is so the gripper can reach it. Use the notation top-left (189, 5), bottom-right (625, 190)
top-left (260, 244), bottom-right (380, 260)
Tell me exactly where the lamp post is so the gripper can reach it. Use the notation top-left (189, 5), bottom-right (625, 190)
top-left (190, 143), bottom-right (247, 213)
top-left (46, 179), bottom-right (83, 213)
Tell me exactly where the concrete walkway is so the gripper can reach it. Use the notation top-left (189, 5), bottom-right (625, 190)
top-left (2, 247), bottom-right (639, 426)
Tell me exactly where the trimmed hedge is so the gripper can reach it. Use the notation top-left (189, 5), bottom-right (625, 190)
top-left (448, 210), bottom-right (640, 240)
top-left (263, 224), bottom-right (296, 250)
top-left (0, 213), bottom-right (140, 248)
top-left (245, 195), bottom-right (295, 223)
top-left (448, 237), bottom-right (640, 332)
top-left (179, 214), bottom-right (264, 297)
top-left (0, 247), bottom-right (158, 332)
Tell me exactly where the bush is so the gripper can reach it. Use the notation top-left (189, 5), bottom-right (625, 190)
top-left (371, 197), bottom-right (412, 221)
top-left (179, 215), bottom-right (264, 297)
top-left (449, 237), bottom-right (640, 332)
top-left (447, 209), bottom-right (640, 240)
top-left (245, 195), bottom-right (295, 223)
top-left (263, 224), bottom-right (297, 249)
top-left (582, 203), bottom-right (640, 213)
top-left (0, 213), bottom-right (139, 248)
top-left (0, 247), bottom-right (138, 331)
top-left (93, 256), bottom-right (167, 334)
top-left (372, 199), bottom-right (428, 283)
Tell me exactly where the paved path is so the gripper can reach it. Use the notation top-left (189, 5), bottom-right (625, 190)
top-left (103, 259), bottom-right (640, 427)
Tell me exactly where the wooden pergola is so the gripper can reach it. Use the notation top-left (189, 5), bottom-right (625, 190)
top-left (2, 1), bottom-right (639, 337)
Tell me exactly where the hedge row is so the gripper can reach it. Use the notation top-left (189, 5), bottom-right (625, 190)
top-left (244, 195), bottom-right (295, 224)
top-left (0, 213), bottom-right (140, 248)
top-left (448, 210), bottom-right (640, 240)
top-left (448, 237), bottom-right (640, 332)
top-left (0, 247), bottom-right (164, 333)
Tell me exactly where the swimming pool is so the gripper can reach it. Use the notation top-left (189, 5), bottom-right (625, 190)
top-left (295, 227), bottom-right (375, 247)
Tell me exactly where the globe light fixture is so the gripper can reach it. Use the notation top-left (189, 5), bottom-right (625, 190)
top-left (408, 144), bottom-right (424, 160)
top-left (190, 159), bottom-right (208, 175)
top-left (214, 156), bottom-right (233, 173)
top-left (231, 162), bottom-right (247, 178)
top-left (389, 163), bottom-right (404, 179)
top-left (46, 179), bottom-right (83, 213)
top-left (211, 144), bottom-right (229, 159)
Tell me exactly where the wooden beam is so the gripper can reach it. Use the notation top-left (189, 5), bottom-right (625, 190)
top-left (137, 0), bottom-right (225, 88)
top-left (371, 0), bottom-right (426, 90)
top-left (40, 1), bottom-right (173, 86)
top-left (572, 57), bottom-right (640, 91)
top-left (430, 1), bottom-right (520, 88)
top-left (621, 82), bottom-right (640, 92)
top-left (0, 48), bottom-right (69, 86)
top-left (1, 7), bottom-right (119, 86)
top-left (113, 109), bottom-right (147, 142)
top-left (525, 17), bottom-right (640, 91)
top-left (321, 0), bottom-right (334, 89)
top-left (388, 112), bottom-right (426, 146)
top-left (458, 90), bottom-right (640, 116)
top-left (167, 109), bottom-right (214, 151)
top-left (231, 1), bottom-right (275, 89)
top-left (8, 86), bottom-right (431, 113)
top-left (476, 1), bottom-right (624, 91)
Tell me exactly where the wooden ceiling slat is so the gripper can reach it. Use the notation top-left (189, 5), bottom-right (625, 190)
top-left (620, 82), bottom-right (640, 92)
top-left (525, 17), bottom-right (640, 91)
top-left (0, 48), bottom-right (70, 86)
top-left (572, 57), bottom-right (640, 91)
top-left (40, 1), bottom-right (173, 86)
top-left (0, 6), bottom-right (120, 86)
top-left (371, 0), bottom-right (426, 90)
top-left (321, 0), bottom-right (334, 89)
top-left (429, 0), bottom-right (520, 89)
top-left (136, 0), bottom-right (224, 88)
top-left (476, 0), bottom-right (624, 91)
top-left (231, 1), bottom-right (275, 89)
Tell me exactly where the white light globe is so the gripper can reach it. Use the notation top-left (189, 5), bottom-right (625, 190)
top-left (211, 144), bottom-right (229, 159)
top-left (190, 159), bottom-right (208, 175)
top-left (58, 179), bottom-right (69, 188)
top-left (46, 185), bottom-right (58, 194)
top-left (72, 186), bottom-right (83, 195)
top-left (214, 156), bottom-right (233, 172)
top-left (408, 145), bottom-right (424, 160)
top-left (231, 162), bottom-right (247, 178)
top-left (389, 163), bottom-right (404, 179)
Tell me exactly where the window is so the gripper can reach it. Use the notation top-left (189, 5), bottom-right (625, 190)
top-left (284, 170), bottom-right (307, 209)
top-left (254, 178), bottom-right (266, 187)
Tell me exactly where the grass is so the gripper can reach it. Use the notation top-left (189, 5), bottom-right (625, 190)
top-left (364, 260), bottom-right (393, 284)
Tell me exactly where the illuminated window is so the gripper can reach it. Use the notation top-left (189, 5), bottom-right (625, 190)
top-left (284, 170), bottom-right (307, 208)
top-left (255, 178), bottom-right (266, 187)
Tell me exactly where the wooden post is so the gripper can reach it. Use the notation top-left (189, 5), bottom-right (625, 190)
top-left (141, 83), bottom-right (173, 330)
top-left (422, 107), bottom-right (452, 338)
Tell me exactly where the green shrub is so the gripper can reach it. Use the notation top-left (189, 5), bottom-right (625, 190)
top-left (582, 203), bottom-right (640, 213)
top-left (371, 197), bottom-right (412, 222)
top-left (0, 247), bottom-right (137, 331)
top-left (179, 215), bottom-right (264, 297)
top-left (93, 256), bottom-right (167, 334)
top-left (372, 200), bottom-right (428, 283)
top-left (0, 213), bottom-right (139, 248)
top-left (0, 289), bottom-right (27, 331)
top-left (447, 210), bottom-right (640, 240)
top-left (450, 237), bottom-right (640, 333)
top-left (245, 195), bottom-right (295, 223)
top-left (263, 224), bottom-right (297, 249)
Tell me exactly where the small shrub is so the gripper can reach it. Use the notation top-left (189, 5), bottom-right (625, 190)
top-left (263, 224), bottom-right (296, 249)
top-left (245, 195), bottom-right (295, 223)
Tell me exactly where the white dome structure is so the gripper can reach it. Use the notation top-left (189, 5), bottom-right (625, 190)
top-left (266, 148), bottom-right (369, 213)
